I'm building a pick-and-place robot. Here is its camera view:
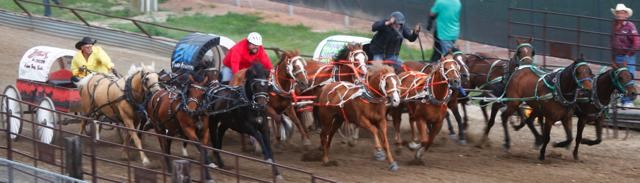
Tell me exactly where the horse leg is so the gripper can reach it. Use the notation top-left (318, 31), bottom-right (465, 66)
top-left (461, 102), bottom-right (469, 130)
top-left (254, 120), bottom-right (283, 179)
top-left (512, 107), bottom-right (527, 130)
top-left (212, 122), bottom-right (228, 168)
top-left (389, 107), bottom-right (403, 147)
top-left (573, 117), bottom-right (586, 160)
top-left (479, 101), bottom-right (490, 124)
top-left (523, 111), bottom-right (543, 147)
top-left (320, 113), bottom-right (342, 166)
top-left (499, 103), bottom-right (519, 150)
top-left (449, 104), bottom-right (466, 145)
top-left (539, 118), bottom-right (554, 161)
top-left (414, 118), bottom-right (428, 160)
top-left (478, 103), bottom-right (501, 147)
top-left (121, 117), bottom-right (151, 167)
top-left (582, 116), bottom-right (603, 145)
top-left (359, 117), bottom-right (385, 162)
top-left (285, 106), bottom-right (311, 147)
top-left (378, 118), bottom-right (398, 171)
top-left (444, 112), bottom-right (457, 139)
top-left (266, 106), bottom-right (283, 145)
top-left (553, 116), bottom-right (573, 148)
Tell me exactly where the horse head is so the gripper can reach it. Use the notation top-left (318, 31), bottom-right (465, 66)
top-left (611, 62), bottom-right (637, 100)
top-left (367, 64), bottom-right (401, 107)
top-left (514, 37), bottom-right (535, 65)
top-left (347, 43), bottom-right (369, 74)
top-left (280, 50), bottom-right (309, 90)
top-left (440, 54), bottom-right (463, 90)
top-left (572, 58), bottom-right (594, 91)
top-left (184, 73), bottom-right (209, 115)
top-left (128, 63), bottom-right (161, 96)
top-left (245, 62), bottom-right (271, 109)
top-left (200, 67), bottom-right (221, 87)
top-left (447, 48), bottom-right (470, 87)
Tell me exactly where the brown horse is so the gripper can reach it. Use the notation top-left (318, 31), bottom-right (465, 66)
top-left (495, 58), bottom-right (594, 160)
top-left (146, 74), bottom-right (212, 170)
top-left (77, 63), bottom-right (161, 167)
top-left (314, 64), bottom-right (401, 171)
top-left (332, 43), bottom-right (368, 83)
top-left (267, 50), bottom-right (312, 147)
top-left (394, 56), bottom-right (462, 160)
top-left (398, 50), bottom-right (468, 144)
top-left (572, 63), bottom-right (636, 160)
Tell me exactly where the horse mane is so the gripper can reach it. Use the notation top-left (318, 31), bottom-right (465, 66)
top-left (333, 43), bottom-right (363, 61)
top-left (126, 63), bottom-right (156, 78)
top-left (246, 62), bottom-right (268, 82)
top-left (278, 50), bottom-right (300, 63)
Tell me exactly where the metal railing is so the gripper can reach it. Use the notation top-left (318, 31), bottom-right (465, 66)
top-left (0, 93), bottom-right (336, 183)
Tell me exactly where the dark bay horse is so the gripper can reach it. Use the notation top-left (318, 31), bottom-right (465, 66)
top-left (206, 63), bottom-right (282, 178)
top-left (394, 56), bottom-right (462, 160)
top-left (146, 74), bottom-right (212, 170)
top-left (314, 64), bottom-right (401, 171)
top-left (572, 63), bottom-right (636, 160)
top-left (497, 58), bottom-right (594, 160)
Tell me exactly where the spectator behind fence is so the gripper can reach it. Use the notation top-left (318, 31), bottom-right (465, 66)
top-left (611, 3), bottom-right (639, 107)
top-left (427, 0), bottom-right (461, 62)
top-left (43, 0), bottom-right (61, 17)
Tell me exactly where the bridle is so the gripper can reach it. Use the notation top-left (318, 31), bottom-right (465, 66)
top-left (611, 67), bottom-right (636, 94)
top-left (348, 49), bottom-right (369, 75)
top-left (514, 43), bottom-right (535, 63)
top-left (248, 78), bottom-right (271, 109)
top-left (285, 56), bottom-right (309, 89)
top-left (441, 58), bottom-right (462, 88)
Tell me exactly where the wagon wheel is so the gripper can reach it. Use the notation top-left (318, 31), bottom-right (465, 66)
top-left (36, 97), bottom-right (58, 144)
top-left (1, 85), bottom-right (23, 140)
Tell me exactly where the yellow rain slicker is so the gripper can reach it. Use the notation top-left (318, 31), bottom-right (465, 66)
top-left (71, 46), bottom-right (114, 77)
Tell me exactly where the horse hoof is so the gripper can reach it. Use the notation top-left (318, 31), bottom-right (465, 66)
top-left (388, 162), bottom-right (399, 172)
top-left (276, 175), bottom-right (285, 181)
top-left (407, 142), bottom-right (421, 150)
top-left (415, 147), bottom-right (425, 159)
top-left (205, 179), bottom-right (217, 183)
top-left (459, 140), bottom-right (467, 145)
top-left (303, 139), bottom-right (312, 146)
top-left (374, 150), bottom-right (386, 161)
top-left (501, 144), bottom-right (511, 152)
top-left (322, 161), bottom-right (338, 166)
top-left (208, 163), bottom-right (218, 168)
top-left (448, 134), bottom-right (458, 141)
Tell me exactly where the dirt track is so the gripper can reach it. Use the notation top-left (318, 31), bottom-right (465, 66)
top-left (1, 25), bottom-right (640, 183)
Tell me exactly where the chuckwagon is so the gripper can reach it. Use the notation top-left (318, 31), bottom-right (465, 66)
top-left (2, 46), bottom-right (78, 144)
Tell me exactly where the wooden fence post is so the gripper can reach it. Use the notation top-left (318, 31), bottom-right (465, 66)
top-left (64, 136), bottom-right (83, 180)
top-left (172, 160), bottom-right (190, 183)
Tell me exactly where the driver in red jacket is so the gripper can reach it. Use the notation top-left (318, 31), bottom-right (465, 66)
top-left (221, 32), bottom-right (273, 83)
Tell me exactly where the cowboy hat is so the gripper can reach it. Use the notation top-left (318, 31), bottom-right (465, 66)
top-left (611, 3), bottom-right (633, 17)
top-left (75, 37), bottom-right (97, 50)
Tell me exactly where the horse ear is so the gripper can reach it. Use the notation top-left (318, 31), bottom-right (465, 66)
top-left (527, 37), bottom-right (533, 43)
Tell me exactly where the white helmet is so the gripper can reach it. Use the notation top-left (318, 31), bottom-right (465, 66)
top-left (247, 32), bottom-right (263, 46)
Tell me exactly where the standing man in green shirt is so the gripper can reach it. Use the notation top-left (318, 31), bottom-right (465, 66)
top-left (427, 0), bottom-right (461, 62)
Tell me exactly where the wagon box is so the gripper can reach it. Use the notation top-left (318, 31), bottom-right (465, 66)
top-left (16, 46), bottom-right (78, 113)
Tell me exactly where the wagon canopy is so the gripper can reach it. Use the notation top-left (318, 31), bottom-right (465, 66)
top-left (18, 46), bottom-right (75, 82)
top-left (171, 33), bottom-right (222, 72)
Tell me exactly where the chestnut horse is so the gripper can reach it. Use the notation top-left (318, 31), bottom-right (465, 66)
top-left (496, 58), bottom-right (594, 160)
top-left (395, 56), bottom-right (462, 160)
top-left (314, 64), bottom-right (401, 171)
top-left (146, 74), bottom-right (212, 170)
top-left (267, 50), bottom-right (312, 147)
top-left (396, 49), bottom-right (467, 145)
top-left (77, 63), bottom-right (161, 167)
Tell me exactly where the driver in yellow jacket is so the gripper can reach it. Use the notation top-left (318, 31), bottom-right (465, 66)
top-left (71, 37), bottom-right (117, 81)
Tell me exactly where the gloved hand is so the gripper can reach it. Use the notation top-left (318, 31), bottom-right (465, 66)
top-left (414, 24), bottom-right (422, 33)
top-left (79, 65), bottom-right (88, 72)
top-left (385, 17), bottom-right (396, 26)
